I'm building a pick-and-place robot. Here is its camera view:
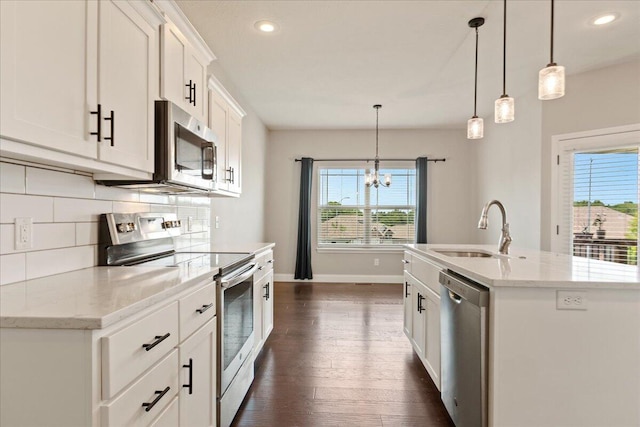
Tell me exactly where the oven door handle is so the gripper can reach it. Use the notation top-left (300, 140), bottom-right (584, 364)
top-left (221, 263), bottom-right (259, 289)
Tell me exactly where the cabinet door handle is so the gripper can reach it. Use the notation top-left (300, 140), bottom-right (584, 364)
top-left (142, 386), bottom-right (170, 412)
top-left (195, 303), bottom-right (213, 314)
top-left (263, 282), bottom-right (270, 300)
top-left (90, 104), bottom-right (102, 141)
top-left (226, 168), bottom-right (233, 183)
top-left (405, 281), bottom-right (410, 298)
top-left (231, 167), bottom-right (235, 184)
top-left (182, 358), bottom-right (193, 395)
top-left (185, 79), bottom-right (193, 103)
top-left (267, 259), bottom-right (274, 264)
top-left (192, 82), bottom-right (196, 106)
top-left (103, 110), bottom-right (114, 146)
top-left (142, 332), bottom-right (170, 351)
top-left (258, 265), bottom-right (264, 271)
top-left (417, 294), bottom-right (425, 313)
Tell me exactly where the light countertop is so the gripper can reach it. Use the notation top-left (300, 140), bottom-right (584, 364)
top-left (208, 242), bottom-right (275, 254)
top-left (0, 243), bottom-right (276, 330)
top-left (405, 244), bottom-right (640, 289)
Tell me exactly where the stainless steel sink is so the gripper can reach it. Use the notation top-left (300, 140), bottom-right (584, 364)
top-left (433, 250), bottom-right (494, 258)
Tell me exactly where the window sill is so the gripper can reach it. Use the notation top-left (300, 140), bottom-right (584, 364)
top-left (316, 246), bottom-right (406, 254)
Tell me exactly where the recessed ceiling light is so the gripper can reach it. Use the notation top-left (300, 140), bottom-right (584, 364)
top-left (254, 20), bottom-right (279, 33)
top-left (592, 13), bottom-right (619, 26)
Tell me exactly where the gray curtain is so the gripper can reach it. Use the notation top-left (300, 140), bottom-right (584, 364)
top-left (415, 157), bottom-right (428, 244)
top-left (294, 157), bottom-right (314, 279)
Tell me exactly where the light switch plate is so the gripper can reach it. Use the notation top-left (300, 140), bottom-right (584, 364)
top-left (15, 217), bottom-right (33, 250)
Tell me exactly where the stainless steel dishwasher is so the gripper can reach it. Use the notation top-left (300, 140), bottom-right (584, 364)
top-left (439, 270), bottom-right (490, 427)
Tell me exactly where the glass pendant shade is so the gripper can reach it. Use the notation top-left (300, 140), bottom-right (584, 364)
top-left (467, 116), bottom-right (484, 139)
top-left (538, 64), bottom-right (565, 100)
top-left (495, 96), bottom-right (515, 123)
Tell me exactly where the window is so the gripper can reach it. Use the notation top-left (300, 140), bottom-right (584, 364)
top-left (552, 126), bottom-right (639, 265)
top-left (317, 166), bottom-right (416, 248)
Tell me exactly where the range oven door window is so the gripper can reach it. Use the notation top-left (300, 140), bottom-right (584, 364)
top-left (175, 123), bottom-right (215, 180)
top-left (223, 277), bottom-right (253, 369)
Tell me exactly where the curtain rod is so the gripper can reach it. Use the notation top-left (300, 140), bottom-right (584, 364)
top-left (294, 157), bottom-right (446, 163)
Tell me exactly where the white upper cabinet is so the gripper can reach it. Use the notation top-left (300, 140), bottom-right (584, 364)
top-left (160, 18), bottom-right (211, 123)
top-left (0, 0), bottom-right (163, 176)
top-left (208, 75), bottom-right (246, 196)
top-left (0, 0), bottom-right (98, 159)
top-left (97, 0), bottom-right (159, 173)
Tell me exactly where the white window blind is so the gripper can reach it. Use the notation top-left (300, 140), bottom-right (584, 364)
top-left (317, 166), bottom-right (416, 248)
top-left (556, 130), bottom-right (639, 265)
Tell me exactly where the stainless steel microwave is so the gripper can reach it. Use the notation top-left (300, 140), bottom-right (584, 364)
top-left (96, 101), bottom-right (218, 194)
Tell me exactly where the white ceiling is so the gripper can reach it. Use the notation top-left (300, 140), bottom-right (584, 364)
top-left (176, 0), bottom-right (640, 130)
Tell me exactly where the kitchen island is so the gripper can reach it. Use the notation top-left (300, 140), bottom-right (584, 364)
top-left (404, 244), bottom-right (640, 427)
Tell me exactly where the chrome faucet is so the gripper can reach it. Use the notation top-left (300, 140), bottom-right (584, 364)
top-left (478, 200), bottom-right (512, 254)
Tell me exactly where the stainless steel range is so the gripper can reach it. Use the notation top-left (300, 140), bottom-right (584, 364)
top-left (99, 212), bottom-right (257, 427)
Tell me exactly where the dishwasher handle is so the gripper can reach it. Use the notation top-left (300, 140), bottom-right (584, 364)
top-left (448, 290), bottom-right (463, 304)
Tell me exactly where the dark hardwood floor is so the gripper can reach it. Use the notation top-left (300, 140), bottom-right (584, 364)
top-left (231, 282), bottom-right (454, 427)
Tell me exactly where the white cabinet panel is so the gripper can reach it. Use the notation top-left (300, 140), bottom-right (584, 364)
top-left (185, 49), bottom-right (209, 121)
top-left (227, 110), bottom-right (242, 194)
top-left (0, 0), bottom-right (97, 159)
top-left (97, 0), bottom-right (156, 173)
top-left (209, 90), bottom-right (229, 190)
top-left (403, 274), bottom-right (412, 338)
top-left (179, 318), bottom-right (216, 427)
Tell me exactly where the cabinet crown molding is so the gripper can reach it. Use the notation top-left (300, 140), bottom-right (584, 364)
top-left (208, 75), bottom-right (247, 118)
top-left (152, 0), bottom-right (216, 63)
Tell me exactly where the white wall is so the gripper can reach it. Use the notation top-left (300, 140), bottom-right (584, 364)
top-left (265, 129), bottom-right (476, 280)
top-left (472, 91), bottom-right (543, 250)
top-left (0, 160), bottom-right (210, 285)
top-left (207, 62), bottom-right (268, 245)
top-left (539, 60), bottom-right (640, 250)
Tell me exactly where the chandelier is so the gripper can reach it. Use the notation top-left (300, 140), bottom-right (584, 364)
top-left (365, 104), bottom-right (391, 188)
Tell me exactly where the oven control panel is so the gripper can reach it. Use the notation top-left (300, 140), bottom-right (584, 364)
top-left (103, 213), bottom-right (182, 245)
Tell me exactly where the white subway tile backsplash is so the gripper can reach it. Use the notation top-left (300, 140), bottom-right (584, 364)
top-left (0, 194), bottom-right (54, 223)
top-left (26, 246), bottom-right (96, 281)
top-left (113, 201), bottom-right (150, 214)
top-left (0, 223), bottom-right (76, 254)
top-left (0, 162), bottom-right (26, 194)
top-left (0, 253), bottom-right (26, 285)
top-left (76, 223), bottom-right (99, 246)
top-left (54, 198), bottom-right (112, 222)
top-left (95, 184), bottom-right (140, 202)
top-left (1, 161), bottom-right (210, 281)
top-left (26, 168), bottom-right (95, 199)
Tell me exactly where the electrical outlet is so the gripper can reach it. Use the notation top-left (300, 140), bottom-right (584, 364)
top-left (556, 290), bottom-right (587, 310)
top-left (374, 258), bottom-right (379, 266)
top-left (15, 217), bottom-right (33, 250)
top-left (215, 216), bottom-right (220, 229)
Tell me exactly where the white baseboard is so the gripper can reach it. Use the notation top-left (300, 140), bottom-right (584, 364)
top-left (274, 273), bottom-right (403, 284)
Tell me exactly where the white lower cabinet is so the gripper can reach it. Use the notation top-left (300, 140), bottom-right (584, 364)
top-left (0, 280), bottom-right (217, 426)
top-left (403, 250), bottom-right (442, 390)
top-left (253, 249), bottom-right (275, 355)
top-left (179, 318), bottom-right (216, 427)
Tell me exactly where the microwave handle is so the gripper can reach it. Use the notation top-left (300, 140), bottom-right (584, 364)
top-left (201, 144), bottom-right (214, 180)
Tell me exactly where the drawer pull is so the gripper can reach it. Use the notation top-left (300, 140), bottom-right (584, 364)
top-left (267, 259), bottom-right (274, 264)
top-left (195, 303), bottom-right (213, 314)
top-left (263, 282), bottom-right (270, 300)
top-left (402, 259), bottom-right (410, 264)
top-left (405, 281), bottom-right (411, 298)
top-left (142, 386), bottom-right (170, 412)
top-left (257, 266), bottom-right (264, 271)
top-left (183, 358), bottom-right (193, 395)
top-left (142, 333), bottom-right (170, 351)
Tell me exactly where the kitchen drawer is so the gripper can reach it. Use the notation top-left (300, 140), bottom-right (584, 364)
top-left (180, 282), bottom-right (216, 340)
top-left (403, 251), bottom-right (412, 274)
top-left (411, 254), bottom-right (442, 296)
top-left (101, 350), bottom-right (179, 427)
top-left (255, 250), bottom-right (274, 281)
top-left (102, 302), bottom-right (179, 399)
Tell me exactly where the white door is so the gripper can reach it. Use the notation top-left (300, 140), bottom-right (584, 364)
top-left (227, 110), bottom-right (242, 193)
top-left (262, 271), bottom-right (274, 340)
top-left (185, 49), bottom-right (209, 122)
top-left (209, 91), bottom-right (229, 190)
top-left (97, 0), bottom-right (156, 172)
top-left (179, 318), bottom-right (216, 427)
top-left (0, 0), bottom-right (98, 159)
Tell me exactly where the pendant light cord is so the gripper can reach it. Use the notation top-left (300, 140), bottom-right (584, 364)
top-left (502, 0), bottom-right (507, 96)
top-left (549, 0), bottom-right (555, 65)
top-left (375, 106), bottom-right (379, 159)
top-left (474, 26), bottom-right (479, 116)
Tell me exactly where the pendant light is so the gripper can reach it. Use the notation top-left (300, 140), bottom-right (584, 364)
top-left (538, 0), bottom-right (565, 100)
top-left (365, 105), bottom-right (391, 188)
top-left (495, 0), bottom-right (514, 123)
top-left (467, 17), bottom-right (485, 140)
